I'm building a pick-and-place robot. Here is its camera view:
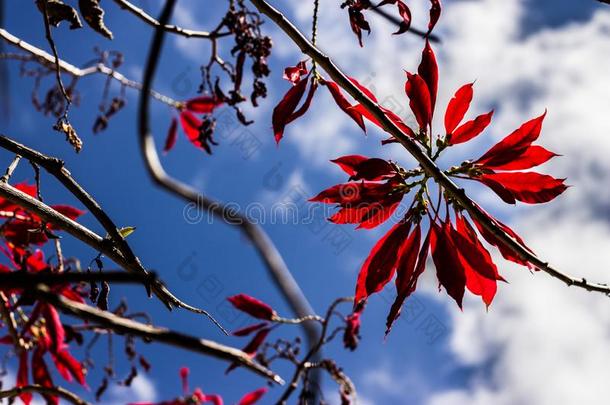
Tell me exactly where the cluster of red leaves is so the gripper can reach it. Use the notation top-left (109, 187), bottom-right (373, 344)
top-left (163, 96), bottom-right (224, 154)
top-left (129, 367), bottom-right (266, 405)
top-left (341, 0), bottom-right (441, 46)
top-left (0, 183), bottom-right (87, 405)
top-left (272, 1), bottom-right (566, 334)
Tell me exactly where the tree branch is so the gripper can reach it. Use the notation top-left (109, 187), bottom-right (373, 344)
top-left (136, 0), bottom-right (321, 366)
top-left (0, 270), bottom-right (156, 288)
top-left (110, 0), bottom-right (230, 39)
top-left (0, 384), bottom-right (90, 405)
top-left (33, 284), bottom-right (284, 384)
top-left (248, 0), bottom-right (610, 296)
top-left (370, 7), bottom-right (441, 43)
top-left (0, 28), bottom-right (180, 107)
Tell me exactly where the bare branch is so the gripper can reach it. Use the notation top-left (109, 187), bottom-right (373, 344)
top-left (136, 0), bottom-right (321, 363)
top-left (370, 7), bottom-right (441, 43)
top-left (39, 0), bottom-right (71, 108)
top-left (110, 0), bottom-right (229, 39)
top-left (0, 270), bottom-right (156, 288)
top-left (0, 28), bottom-right (180, 107)
top-left (248, 0), bottom-right (610, 296)
top-left (0, 384), bottom-right (90, 405)
top-left (33, 284), bottom-right (284, 384)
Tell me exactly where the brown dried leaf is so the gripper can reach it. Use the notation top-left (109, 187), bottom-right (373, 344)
top-left (54, 120), bottom-right (83, 153)
top-left (37, 0), bottom-right (83, 30)
top-left (78, 0), bottom-right (113, 39)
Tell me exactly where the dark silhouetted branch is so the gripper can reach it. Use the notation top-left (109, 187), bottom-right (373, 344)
top-left (111, 0), bottom-right (230, 39)
top-left (0, 384), bottom-right (90, 405)
top-left (33, 285), bottom-right (284, 384)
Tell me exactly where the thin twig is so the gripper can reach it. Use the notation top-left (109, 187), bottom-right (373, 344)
top-left (249, 0), bottom-right (610, 297)
top-left (370, 7), bottom-right (441, 43)
top-left (33, 284), bottom-right (284, 384)
top-left (0, 384), bottom-right (90, 405)
top-left (39, 0), bottom-right (71, 108)
top-left (110, 0), bottom-right (230, 39)
top-left (0, 154), bottom-right (20, 182)
top-left (0, 28), bottom-right (180, 107)
top-left (136, 0), bottom-right (322, 370)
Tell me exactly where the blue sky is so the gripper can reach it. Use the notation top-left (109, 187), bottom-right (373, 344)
top-left (2, 0), bottom-right (610, 404)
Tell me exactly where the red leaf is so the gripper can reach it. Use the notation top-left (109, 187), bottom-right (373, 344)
top-left (180, 366), bottom-right (190, 394)
top-left (483, 145), bottom-right (558, 171)
top-left (198, 390), bottom-right (223, 405)
top-left (444, 83), bottom-right (474, 135)
top-left (231, 322), bottom-right (268, 337)
top-left (355, 220), bottom-right (412, 305)
top-left (349, 104), bottom-right (416, 138)
top-left (52, 349), bottom-right (86, 386)
top-left (428, 0), bottom-right (442, 34)
top-left (348, 77), bottom-right (378, 102)
top-left (476, 175), bottom-right (516, 204)
top-left (447, 110), bottom-right (494, 145)
top-left (17, 351), bottom-right (32, 405)
top-left (322, 80), bottom-right (366, 131)
top-left (355, 194), bottom-right (402, 229)
top-left (226, 328), bottom-right (270, 374)
top-left (0, 183), bottom-right (37, 212)
top-left (241, 328), bottom-right (270, 356)
top-left (470, 202), bottom-right (534, 269)
top-left (32, 348), bottom-right (58, 405)
top-left (227, 294), bottom-right (276, 320)
top-left (475, 112), bottom-right (546, 168)
top-left (310, 182), bottom-right (383, 204)
top-left (285, 81), bottom-right (318, 126)
top-left (50, 205), bottom-right (85, 221)
top-left (478, 172), bottom-right (567, 204)
top-left (180, 110), bottom-right (202, 142)
top-left (41, 303), bottom-right (65, 353)
top-left (237, 387), bottom-right (268, 405)
top-left (452, 212), bottom-right (503, 307)
top-left (330, 155), bottom-right (369, 176)
top-left (405, 73), bottom-right (432, 130)
top-left (430, 221), bottom-right (466, 308)
top-left (418, 40), bottom-right (438, 113)
top-left (333, 157), bottom-right (395, 181)
top-left (185, 96), bottom-right (222, 114)
top-left (272, 78), bottom-right (309, 144)
top-left (283, 61), bottom-right (308, 85)
top-left (379, 0), bottom-right (412, 35)
top-left (385, 224), bottom-right (423, 334)
top-left (325, 188), bottom-right (401, 229)
top-left (163, 117), bottom-right (178, 153)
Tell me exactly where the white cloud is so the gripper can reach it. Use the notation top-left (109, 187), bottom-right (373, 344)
top-left (423, 2), bottom-right (610, 405)
top-left (102, 373), bottom-right (158, 405)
